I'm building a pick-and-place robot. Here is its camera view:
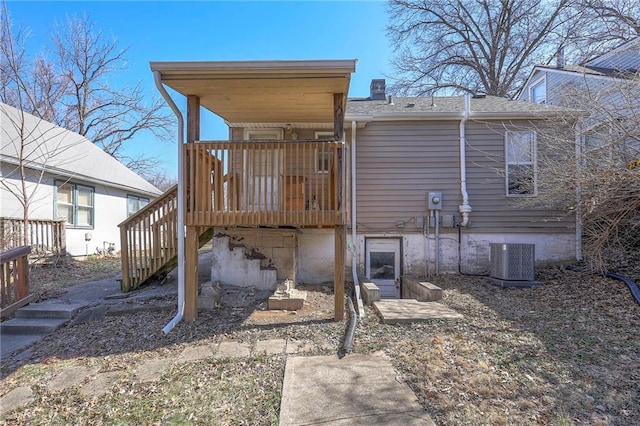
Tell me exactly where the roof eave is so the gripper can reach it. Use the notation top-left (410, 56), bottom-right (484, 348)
top-left (150, 59), bottom-right (357, 77)
top-left (345, 111), bottom-right (577, 122)
top-left (0, 155), bottom-right (162, 197)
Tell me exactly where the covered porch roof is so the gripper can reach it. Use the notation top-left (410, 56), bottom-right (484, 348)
top-left (150, 60), bottom-right (357, 125)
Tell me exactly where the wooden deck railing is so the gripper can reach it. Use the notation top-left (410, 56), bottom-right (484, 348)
top-left (118, 185), bottom-right (178, 292)
top-left (0, 218), bottom-right (66, 256)
top-left (184, 139), bottom-right (350, 227)
top-left (0, 245), bottom-right (34, 318)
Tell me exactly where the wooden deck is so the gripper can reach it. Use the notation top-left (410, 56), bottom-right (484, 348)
top-left (184, 140), bottom-right (350, 227)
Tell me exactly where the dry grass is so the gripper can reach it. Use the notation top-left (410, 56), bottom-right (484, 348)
top-left (1, 265), bottom-right (639, 425)
top-left (29, 256), bottom-right (121, 301)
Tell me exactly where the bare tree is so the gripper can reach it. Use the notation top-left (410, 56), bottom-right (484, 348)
top-left (50, 15), bottom-right (173, 163)
top-left (566, 0), bottom-right (640, 62)
top-left (143, 170), bottom-right (177, 192)
top-left (387, 0), bottom-right (572, 97)
top-left (533, 76), bottom-right (640, 271)
top-left (1, 5), bottom-right (173, 174)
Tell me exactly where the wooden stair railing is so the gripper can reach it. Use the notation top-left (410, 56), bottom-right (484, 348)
top-left (1, 245), bottom-right (35, 318)
top-left (119, 185), bottom-right (178, 292)
top-left (119, 184), bottom-right (214, 292)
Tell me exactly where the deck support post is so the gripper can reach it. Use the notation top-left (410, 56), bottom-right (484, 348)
top-left (334, 225), bottom-right (346, 320)
top-left (184, 225), bottom-right (200, 321)
top-left (333, 93), bottom-right (344, 140)
top-left (187, 95), bottom-right (200, 142)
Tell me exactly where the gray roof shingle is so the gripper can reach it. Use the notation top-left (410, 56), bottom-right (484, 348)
top-left (1, 103), bottom-right (161, 197)
top-left (346, 94), bottom-right (576, 119)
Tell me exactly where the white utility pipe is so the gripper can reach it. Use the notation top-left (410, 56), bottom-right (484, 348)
top-left (350, 121), bottom-right (365, 318)
top-left (459, 95), bottom-right (472, 226)
top-left (434, 210), bottom-right (440, 274)
top-left (153, 71), bottom-right (186, 335)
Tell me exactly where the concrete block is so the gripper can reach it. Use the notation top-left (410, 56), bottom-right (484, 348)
top-left (360, 280), bottom-right (380, 306)
top-left (269, 289), bottom-right (307, 311)
top-left (402, 276), bottom-right (442, 302)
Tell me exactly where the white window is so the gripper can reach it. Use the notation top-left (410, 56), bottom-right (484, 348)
top-left (529, 77), bottom-right (546, 104)
top-left (127, 195), bottom-right (150, 217)
top-left (315, 131), bottom-right (334, 173)
top-left (56, 181), bottom-right (94, 228)
top-left (506, 131), bottom-right (536, 196)
top-left (244, 129), bottom-right (283, 141)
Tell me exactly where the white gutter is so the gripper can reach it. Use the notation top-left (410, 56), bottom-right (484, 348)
top-left (459, 95), bottom-right (472, 226)
top-left (153, 71), bottom-right (186, 335)
top-left (350, 120), bottom-right (365, 318)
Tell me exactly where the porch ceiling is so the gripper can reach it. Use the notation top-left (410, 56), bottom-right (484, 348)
top-left (150, 60), bottom-right (356, 124)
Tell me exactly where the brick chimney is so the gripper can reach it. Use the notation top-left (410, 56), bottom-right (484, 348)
top-left (370, 79), bottom-right (386, 100)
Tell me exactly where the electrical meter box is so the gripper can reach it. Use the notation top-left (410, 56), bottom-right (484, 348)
top-left (428, 192), bottom-right (443, 210)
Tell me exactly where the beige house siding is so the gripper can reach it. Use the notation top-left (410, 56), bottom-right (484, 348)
top-left (228, 127), bottom-right (334, 210)
top-left (353, 119), bottom-right (574, 235)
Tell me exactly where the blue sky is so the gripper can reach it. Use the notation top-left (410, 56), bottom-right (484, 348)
top-left (6, 1), bottom-right (393, 179)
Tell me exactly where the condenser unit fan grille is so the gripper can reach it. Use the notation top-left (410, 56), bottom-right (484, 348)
top-left (490, 243), bottom-right (535, 281)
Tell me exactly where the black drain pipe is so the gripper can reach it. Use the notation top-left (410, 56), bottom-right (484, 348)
top-left (605, 272), bottom-right (640, 306)
top-left (339, 287), bottom-right (358, 357)
top-left (566, 266), bottom-right (640, 306)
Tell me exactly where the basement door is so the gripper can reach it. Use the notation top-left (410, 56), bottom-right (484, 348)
top-left (365, 238), bottom-right (401, 298)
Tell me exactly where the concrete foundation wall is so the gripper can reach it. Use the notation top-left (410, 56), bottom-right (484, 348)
top-left (213, 227), bottom-right (576, 287)
top-left (212, 228), bottom-right (297, 283)
top-left (210, 234), bottom-right (278, 290)
top-left (297, 229), bottom-right (335, 284)
top-left (348, 231), bottom-right (576, 277)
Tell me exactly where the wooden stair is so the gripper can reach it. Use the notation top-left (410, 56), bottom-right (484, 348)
top-left (118, 185), bottom-right (213, 292)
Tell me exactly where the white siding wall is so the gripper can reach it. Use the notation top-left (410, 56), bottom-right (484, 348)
top-left (1, 164), bottom-right (150, 257)
top-left (65, 184), bottom-right (130, 256)
top-left (1, 162), bottom-right (55, 219)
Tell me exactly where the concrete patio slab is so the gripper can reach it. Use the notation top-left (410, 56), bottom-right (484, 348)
top-left (254, 339), bottom-right (286, 355)
top-left (279, 353), bottom-right (435, 426)
top-left (47, 365), bottom-right (100, 392)
top-left (178, 344), bottom-right (215, 363)
top-left (285, 339), bottom-right (314, 354)
top-left (133, 358), bottom-right (173, 383)
top-left (373, 299), bottom-right (463, 324)
top-left (0, 386), bottom-right (33, 417)
top-left (214, 341), bottom-right (251, 359)
top-left (79, 371), bottom-right (121, 398)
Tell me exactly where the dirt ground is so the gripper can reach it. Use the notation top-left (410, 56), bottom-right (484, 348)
top-left (2, 259), bottom-right (639, 425)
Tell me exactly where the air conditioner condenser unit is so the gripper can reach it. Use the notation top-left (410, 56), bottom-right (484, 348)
top-left (490, 243), bottom-right (535, 281)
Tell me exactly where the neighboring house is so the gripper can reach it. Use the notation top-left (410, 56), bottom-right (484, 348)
top-left (518, 38), bottom-right (640, 165)
top-left (123, 60), bottom-right (579, 324)
top-left (0, 103), bottom-right (162, 256)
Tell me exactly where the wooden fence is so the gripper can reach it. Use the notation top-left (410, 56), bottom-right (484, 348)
top-left (0, 245), bottom-right (34, 317)
top-left (0, 218), bottom-right (66, 256)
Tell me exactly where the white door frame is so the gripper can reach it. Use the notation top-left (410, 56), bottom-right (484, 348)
top-left (365, 237), bottom-right (402, 298)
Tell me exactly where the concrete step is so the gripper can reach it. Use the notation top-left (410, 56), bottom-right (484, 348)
top-left (14, 303), bottom-right (83, 319)
top-left (0, 317), bottom-right (69, 335)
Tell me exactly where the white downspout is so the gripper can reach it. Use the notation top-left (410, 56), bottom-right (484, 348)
top-left (153, 71), bottom-right (186, 334)
top-left (459, 95), bottom-right (472, 226)
top-left (351, 121), bottom-right (365, 318)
